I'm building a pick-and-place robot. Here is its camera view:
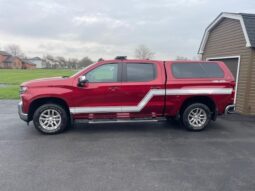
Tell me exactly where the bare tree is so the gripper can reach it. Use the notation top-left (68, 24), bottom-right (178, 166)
top-left (43, 54), bottom-right (93, 69)
top-left (5, 44), bottom-right (25, 58)
top-left (78, 57), bottom-right (93, 68)
top-left (68, 58), bottom-right (79, 69)
top-left (44, 54), bottom-right (55, 68)
top-left (134, 45), bottom-right (154, 59)
top-left (56, 56), bottom-right (67, 68)
top-left (175, 56), bottom-right (189, 61)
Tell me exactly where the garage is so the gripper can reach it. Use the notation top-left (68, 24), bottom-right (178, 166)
top-left (206, 56), bottom-right (240, 103)
top-left (207, 57), bottom-right (239, 81)
top-left (198, 12), bottom-right (255, 115)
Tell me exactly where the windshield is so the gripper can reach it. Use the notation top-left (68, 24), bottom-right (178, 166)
top-left (70, 62), bottom-right (97, 78)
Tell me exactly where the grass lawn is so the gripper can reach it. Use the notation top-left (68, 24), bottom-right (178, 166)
top-left (0, 69), bottom-right (76, 99)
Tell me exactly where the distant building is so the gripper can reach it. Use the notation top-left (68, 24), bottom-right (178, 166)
top-left (21, 59), bottom-right (36, 69)
top-left (0, 51), bottom-right (10, 63)
top-left (24, 57), bottom-right (46, 68)
top-left (0, 51), bottom-right (36, 69)
top-left (0, 51), bottom-right (22, 69)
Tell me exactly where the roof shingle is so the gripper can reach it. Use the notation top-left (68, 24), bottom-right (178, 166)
top-left (241, 13), bottom-right (255, 47)
top-left (0, 51), bottom-right (11, 56)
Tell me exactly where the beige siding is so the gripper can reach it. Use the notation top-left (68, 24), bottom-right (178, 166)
top-left (202, 18), bottom-right (253, 114)
top-left (247, 49), bottom-right (255, 114)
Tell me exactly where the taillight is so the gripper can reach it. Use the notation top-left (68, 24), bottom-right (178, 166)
top-left (230, 81), bottom-right (236, 89)
top-left (230, 81), bottom-right (236, 103)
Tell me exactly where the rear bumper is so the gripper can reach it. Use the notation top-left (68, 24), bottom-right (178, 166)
top-left (225, 104), bottom-right (235, 114)
top-left (18, 101), bottom-right (28, 122)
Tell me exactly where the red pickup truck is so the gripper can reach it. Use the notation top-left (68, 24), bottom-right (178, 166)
top-left (18, 57), bottom-right (235, 134)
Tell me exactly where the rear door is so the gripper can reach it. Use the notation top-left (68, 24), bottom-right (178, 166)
top-left (120, 61), bottom-right (165, 118)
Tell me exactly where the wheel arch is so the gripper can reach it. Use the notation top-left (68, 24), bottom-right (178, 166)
top-left (179, 96), bottom-right (217, 120)
top-left (28, 97), bottom-right (71, 122)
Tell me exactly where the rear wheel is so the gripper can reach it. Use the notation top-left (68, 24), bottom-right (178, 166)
top-left (182, 103), bottom-right (211, 131)
top-left (33, 104), bottom-right (68, 134)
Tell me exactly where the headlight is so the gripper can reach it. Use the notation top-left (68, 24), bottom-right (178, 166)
top-left (20, 86), bottom-right (28, 94)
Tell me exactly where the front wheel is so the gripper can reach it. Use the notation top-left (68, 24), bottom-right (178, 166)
top-left (33, 104), bottom-right (69, 134)
top-left (182, 103), bottom-right (211, 131)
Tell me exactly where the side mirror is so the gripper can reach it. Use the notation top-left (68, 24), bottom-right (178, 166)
top-left (78, 75), bottom-right (88, 87)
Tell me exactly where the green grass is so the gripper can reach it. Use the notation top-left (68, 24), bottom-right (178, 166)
top-left (0, 69), bottom-right (76, 99)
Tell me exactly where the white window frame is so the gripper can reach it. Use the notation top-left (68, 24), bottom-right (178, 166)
top-left (206, 55), bottom-right (240, 104)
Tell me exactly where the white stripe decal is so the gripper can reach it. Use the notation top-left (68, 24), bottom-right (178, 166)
top-left (70, 88), bottom-right (232, 114)
top-left (166, 88), bottom-right (233, 95)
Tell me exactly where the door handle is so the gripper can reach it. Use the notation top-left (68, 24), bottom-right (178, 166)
top-left (151, 86), bottom-right (161, 89)
top-left (108, 86), bottom-right (119, 91)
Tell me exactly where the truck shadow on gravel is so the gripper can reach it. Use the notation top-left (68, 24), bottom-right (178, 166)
top-left (24, 117), bottom-right (230, 136)
top-left (70, 120), bottom-right (218, 134)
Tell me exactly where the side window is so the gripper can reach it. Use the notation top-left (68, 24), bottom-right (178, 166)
top-left (86, 63), bottom-right (119, 82)
top-left (171, 63), bottom-right (224, 78)
top-left (126, 63), bottom-right (156, 82)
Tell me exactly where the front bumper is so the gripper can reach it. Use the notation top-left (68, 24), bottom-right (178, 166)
top-left (225, 104), bottom-right (235, 114)
top-left (18, 101), bottom-right (28, 122)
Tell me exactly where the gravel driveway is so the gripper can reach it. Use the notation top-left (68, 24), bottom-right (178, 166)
top-left (0, 100), bottom-right (255, 191)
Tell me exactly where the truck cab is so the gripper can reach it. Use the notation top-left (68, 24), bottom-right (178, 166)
top-left (18, 57), bottom-right (235, 134)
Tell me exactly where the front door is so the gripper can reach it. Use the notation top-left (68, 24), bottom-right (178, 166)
top-left (120, 61), bottom-right (165, 118)
top-left (72, 63), bottom-right (122, 119)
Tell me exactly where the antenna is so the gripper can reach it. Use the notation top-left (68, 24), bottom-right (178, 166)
top-left (98, 58), bottom-right (104, 62)
top-left (115, 56), bottom-right (127, 60)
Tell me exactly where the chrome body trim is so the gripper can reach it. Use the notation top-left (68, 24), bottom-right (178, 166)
top-left (88, 119), bottom-right (159, 124)
top-left (18, 101), bottom-right (28, 122)
top-left (225, 104), bottom-right (236, 114)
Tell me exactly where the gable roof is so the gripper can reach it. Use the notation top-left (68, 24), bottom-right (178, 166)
top-left (30, 57), bottom-right (42, 60)
top-left (198, 12), bottom-right (255, 54)
top-left (22, 59), bottom-right (36, 65)
top-left (241, 13), bottom-right (255, 47)
top-left (0, 51), bottom-right (11, 56)
top-left (3, 55), bottom-right (14, 63)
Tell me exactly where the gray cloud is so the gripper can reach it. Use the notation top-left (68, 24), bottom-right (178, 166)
top-left (0, 0), bottom-right (255, 60)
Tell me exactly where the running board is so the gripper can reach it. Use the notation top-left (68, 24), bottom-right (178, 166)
top-left (75, 118), bottom-right (166, 124)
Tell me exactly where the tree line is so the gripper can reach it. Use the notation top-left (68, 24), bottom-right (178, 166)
top-left (2, 43), bottom-right (199, 69)
top-left (3, 44), bottom-right (93, 69)
top-left (43, 55), bottom-right (93, 69)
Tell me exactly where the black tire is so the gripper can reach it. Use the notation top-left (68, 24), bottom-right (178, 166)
top-left (181, 103), bottom-right (211, 131)
top-left (33, 104), bottom-right (69, 134)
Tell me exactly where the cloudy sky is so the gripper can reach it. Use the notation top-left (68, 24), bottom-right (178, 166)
top-left (0, 0), bottom-right (254, 60)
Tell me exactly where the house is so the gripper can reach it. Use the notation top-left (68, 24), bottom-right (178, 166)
top-left (21, 59), bottom-right (36, 69)
top-left (198, 12), bottom-right (255, 115)
top-left (0, 51), bottom-right (23, 69)
top-left (24, 57), bottom-right (46, 68)
top-left (0, 51), bottom-right (35, 69)
top-left (0, 51), bottom-right (10, 63)
top-left (0, 51), bottom-right (12, 68)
